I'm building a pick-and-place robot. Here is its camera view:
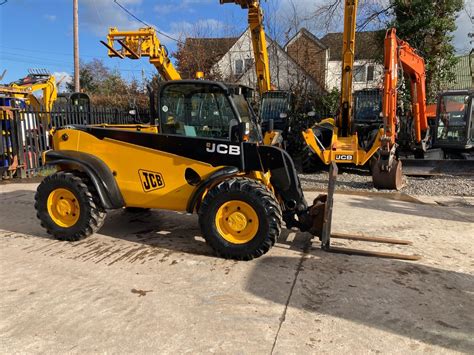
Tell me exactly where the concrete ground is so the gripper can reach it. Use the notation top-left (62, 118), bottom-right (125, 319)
top-left (1, 182), bottom-right (473, 354)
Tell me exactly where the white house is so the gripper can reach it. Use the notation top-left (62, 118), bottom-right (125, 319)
top-left (285, 29), bottom-right (385, 92)
top-left (211, 29), bottom-right (323, 93)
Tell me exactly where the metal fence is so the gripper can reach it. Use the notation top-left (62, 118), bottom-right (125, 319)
top-left (1, 104), bottom-right (151, 179)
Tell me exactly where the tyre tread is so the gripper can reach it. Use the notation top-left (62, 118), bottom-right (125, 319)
top-left (35, 171), bottom-right (106, 241)
top-left (198, 177), bottom-right (282, 260)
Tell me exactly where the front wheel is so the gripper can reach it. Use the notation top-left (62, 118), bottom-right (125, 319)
top-left (198, 178), bottom-right (282, 260)
top-left (35, 171), bottom-right (106, 241)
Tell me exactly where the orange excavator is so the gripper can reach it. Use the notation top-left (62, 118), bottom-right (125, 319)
top-left (371, 28), bottom-right (430, 188)
top-left (374, 28), bottom-right (474, 180)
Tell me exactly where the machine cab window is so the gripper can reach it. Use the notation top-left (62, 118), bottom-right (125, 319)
top-left (437, 94), bottom-right (470, 143)
top-left (159, 83), bottom-right (238, 140)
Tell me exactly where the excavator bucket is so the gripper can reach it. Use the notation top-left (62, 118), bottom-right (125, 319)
top-left (372, 159), bottom-right (403, 190)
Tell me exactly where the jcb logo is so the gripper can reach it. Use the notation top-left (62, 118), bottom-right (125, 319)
top-left (139, 169), bottom-right (165, 192)
top-left (335, 154), bottom-right (353, 161)
top-left (206, 143), bottom-right (240, 156)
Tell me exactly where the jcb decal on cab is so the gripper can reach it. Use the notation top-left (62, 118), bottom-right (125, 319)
top-left (335, 154), bottom-right (353, 161)
top-left (139, 170), bottom-right (165, 192)
top-left (206, 143), bottom-right (240, 156)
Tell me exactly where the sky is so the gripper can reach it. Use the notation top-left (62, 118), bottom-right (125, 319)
top-left (0, 0), bottom-right (471, 90)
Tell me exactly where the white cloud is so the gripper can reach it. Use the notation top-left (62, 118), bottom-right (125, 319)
top-left (154, 0), bottom-right (213, 14)
top-left (44, 14), bottom-right (57, 22)
top-left (53, 71), bottom-right (72, 91)
top-left (80, 0), bottom-right (144, 36)
top-left (162, 18), bottom-right (232, 47)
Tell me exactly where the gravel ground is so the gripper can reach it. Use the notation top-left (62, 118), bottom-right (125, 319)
top-left (299, 171), bottom-right (474, 197)
top-left (2, 169), bottom-right (472, 198)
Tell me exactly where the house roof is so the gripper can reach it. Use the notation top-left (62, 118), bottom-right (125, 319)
top-left (285, 28), bottom-right (328, 51)
top-left (320, 30), bottom-right (384, 61)
top-left (236, 31), bottom-right (325, 93)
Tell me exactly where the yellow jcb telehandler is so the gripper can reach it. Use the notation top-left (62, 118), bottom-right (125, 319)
top-left (35, 80), bottom-right (331, 260)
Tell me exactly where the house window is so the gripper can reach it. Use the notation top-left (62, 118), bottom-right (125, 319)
top-left (245, 58), bottom-right (253, 71)
top-left (235, 59), bottom-right (244, 75)
top-left (354, 65), bottom-right (366, 82)
top-left (367, 65), bottom-right (375, 82)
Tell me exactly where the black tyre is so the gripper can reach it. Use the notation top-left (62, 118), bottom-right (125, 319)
top-left (124, 207), bottom-right (151, 213)
top-left (301, 145), bottom-right (324, 173)
top-left (368, 151), bottom-right (380, 174)
top-left (198, 178), bottom-right (282, 260)
top-left (35, 171), bottom-right (106, 241)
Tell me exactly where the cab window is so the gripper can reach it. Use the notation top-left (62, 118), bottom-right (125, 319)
top-left (437, 94), bottom-right (468, 142)
top-left (160, 84), bottom-right (237, 140)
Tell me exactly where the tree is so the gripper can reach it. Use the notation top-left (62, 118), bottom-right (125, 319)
top-left (66, 59), bottom-right (149, 109)
top-left (391, 0), bottom-right (463, 100)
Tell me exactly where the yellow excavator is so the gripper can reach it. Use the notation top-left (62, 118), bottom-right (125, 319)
top-left (220, 0), bottom-right (295, 148)
top-left (300, 0), bottom-right (400, 189)
top-left (7, 70), bottom-right (58, 112)
top-left (220, 0), bottom-right (271, 94)
top-left (1, 70), bottom-right (89, 113)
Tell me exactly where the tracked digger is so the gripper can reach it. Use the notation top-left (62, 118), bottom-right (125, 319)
top-left (35, 78), bottom-right (332, 260)
top-left (375, 29), bottom-right (474, 177)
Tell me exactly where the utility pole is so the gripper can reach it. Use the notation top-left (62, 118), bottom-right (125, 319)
top-left (73, 0), bottom-right (80, 92)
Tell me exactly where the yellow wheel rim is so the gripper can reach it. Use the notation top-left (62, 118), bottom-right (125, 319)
top-left (47, 188), bottom-right (80, 228)
top-left (215, 200), bottom-right (259, 244)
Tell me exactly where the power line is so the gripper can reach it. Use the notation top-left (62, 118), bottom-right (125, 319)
top-left (0, 45), bottom-right (101, 58)
top-left (0, 56), bottom-right (152, 74)
top-left (113, 0), bottom-right (183, 44)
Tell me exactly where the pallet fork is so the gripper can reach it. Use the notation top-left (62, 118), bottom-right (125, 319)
top-left (321, 163), bottom-right (421, 261)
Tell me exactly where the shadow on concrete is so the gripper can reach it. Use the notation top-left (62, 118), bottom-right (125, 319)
top-left (0, 190), bottom-right (215, 260)
top-left (347, 196), bottom-right (473, 223)
top-left (246, 252), bottom-right (474, 353)
top-left (0, 190), bottom-right (305, 262)
top-left (2, 190), bottom-right (473, 351)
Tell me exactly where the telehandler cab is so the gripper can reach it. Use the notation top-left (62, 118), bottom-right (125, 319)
top-left (35, 80), bottom-right (330, 260)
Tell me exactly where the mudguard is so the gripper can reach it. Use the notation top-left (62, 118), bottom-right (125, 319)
top-left (44, 150), bottom-right (125, 209)
top-left (186, 166), bottom-right (239, 213)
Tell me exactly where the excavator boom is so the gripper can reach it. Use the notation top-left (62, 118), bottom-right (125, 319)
top-left (102, 27), bottom-right (181, 81)
top-left (339, 0), bottom-right (358, 137)
top-left (220, 0), bottom-right (271, 94)
top-left (383, 28), bottom-right (428, 145)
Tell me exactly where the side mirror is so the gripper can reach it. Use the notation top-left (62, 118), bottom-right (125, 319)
top-left (239, 121), bottom-right (250, 140)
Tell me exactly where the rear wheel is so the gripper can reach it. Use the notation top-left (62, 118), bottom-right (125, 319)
top-left (301, 146), bottom-right (325, 173)
top-left (35, 171), bottom-right (106, 241)
top-left (198, 178), bottom-right (282, 260)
